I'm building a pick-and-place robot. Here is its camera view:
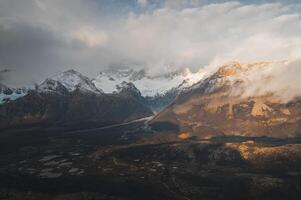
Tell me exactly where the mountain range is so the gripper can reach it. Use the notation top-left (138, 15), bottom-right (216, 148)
top-left (150, 61), bottom-right (301, 138)
top-left (1, 61), bottom-right (301, 139)
top-left (0, 70), bottom-right (153, 129)
top-left (0, 67), bottom-right (204, 129)
top-left (92, 68), bottom-right (205, 96)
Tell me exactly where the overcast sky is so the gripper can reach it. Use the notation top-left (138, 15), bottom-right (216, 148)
top-left (0, 0), bottom-right (301, 86)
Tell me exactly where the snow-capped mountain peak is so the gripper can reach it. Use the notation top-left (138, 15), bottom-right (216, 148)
top-left (93, 68), bottom-right (206, 97)
top-left (115, 81), bottom-right (142, 98)
top-left (44, 69), bottom-right (102, 94)
top-left (37, 79), bottom-right (69, 94)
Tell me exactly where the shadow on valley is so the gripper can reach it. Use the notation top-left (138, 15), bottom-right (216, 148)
top-left (0, 121), bottom-right (301, 200)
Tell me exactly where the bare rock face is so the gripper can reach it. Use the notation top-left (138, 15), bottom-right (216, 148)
top-left (150, 62), bottom-right (301, 138)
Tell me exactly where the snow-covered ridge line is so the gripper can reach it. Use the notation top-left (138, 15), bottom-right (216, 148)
top-left (47, 69), bottom-right (102, 93)
top-left (186, 60), bottom-right (287, 97)
top-left (0, 83), bottom-right (29, 104)
top-left (0, 66), bottom-right (209, 104)
top-left (0, 69), bottom-right (104, 104)
top-left (3, 61), bottom-right (281, 105)
top-left (93, 68), bottom-right (206, 97)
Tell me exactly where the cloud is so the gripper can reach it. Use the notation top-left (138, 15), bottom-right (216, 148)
top-left (137, 0), bottom-right (148, 6)
top-left (72, 26), bottom-right (109, 47)
top-left (0, 69), bottom-right (11, 81)
top-left (111, 2), bottom-right (301, 74)
top-left (230, 59), bottom-right (301, 102)
top-left (0, 0), bottom-right (300, 87)
top-left (0, 20), bottom-right (70, 85)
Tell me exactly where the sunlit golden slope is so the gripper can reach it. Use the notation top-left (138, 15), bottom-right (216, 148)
top-left (150, 61), bottom-right (301, 138)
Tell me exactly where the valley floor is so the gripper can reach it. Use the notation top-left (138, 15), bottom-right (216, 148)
top-left (1, 121), bottom-right (301, 200)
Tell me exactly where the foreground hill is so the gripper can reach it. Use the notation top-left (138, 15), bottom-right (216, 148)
top-left (1, 119), bottom-right (301, 200)
top-left (0, 70), bottom-right (152, 129)
top-left (150, 61), bottom-right (301, 138)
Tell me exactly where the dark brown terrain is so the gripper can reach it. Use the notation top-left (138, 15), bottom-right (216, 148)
top-left (1, 119), bottom-right (301, 200)
top-left (1, 63), bottom-right (301, 199)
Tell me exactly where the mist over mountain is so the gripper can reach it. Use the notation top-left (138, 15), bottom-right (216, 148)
top-left (1, 0), bottom-right (301, 86)
top-left (1, 1), bottom-right (301, 200)
top-left (2, 60), bottom-right (301, 134)
top-left (150, 60), bottom-right (301, 138)
top-left (230, 59), bottom-right (301, 103)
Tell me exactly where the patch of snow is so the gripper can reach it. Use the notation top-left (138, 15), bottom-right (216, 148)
top-left (0, 92), bottom-right (27, 104)
top-left (39, 168), bottom-right (62, 178)
top-left (58, 162), bottom-right (72, 167)
top-left (69, 168), bottom-right (79, 173)
top-left (39, 155), bottom-right (61, 162)
top-left (46, 69), bottom-right (102, 93)
top-left (0, 83), bottom-right (29, 104)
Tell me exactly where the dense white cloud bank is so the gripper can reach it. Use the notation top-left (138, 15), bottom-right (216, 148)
top-left (233, 59), bottom-right (301, 102)
top-left (0, 0), bottom-right (300, 86)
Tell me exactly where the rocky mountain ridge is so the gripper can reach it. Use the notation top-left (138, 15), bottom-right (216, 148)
top-left (150, 61), bottom-right (301, 138)
top-left (1, 68), bottom-right (206, 111)
top-left (0, 70), bottom-right (153, 129)
top-left (92, 68), bottom-right (206, 97)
